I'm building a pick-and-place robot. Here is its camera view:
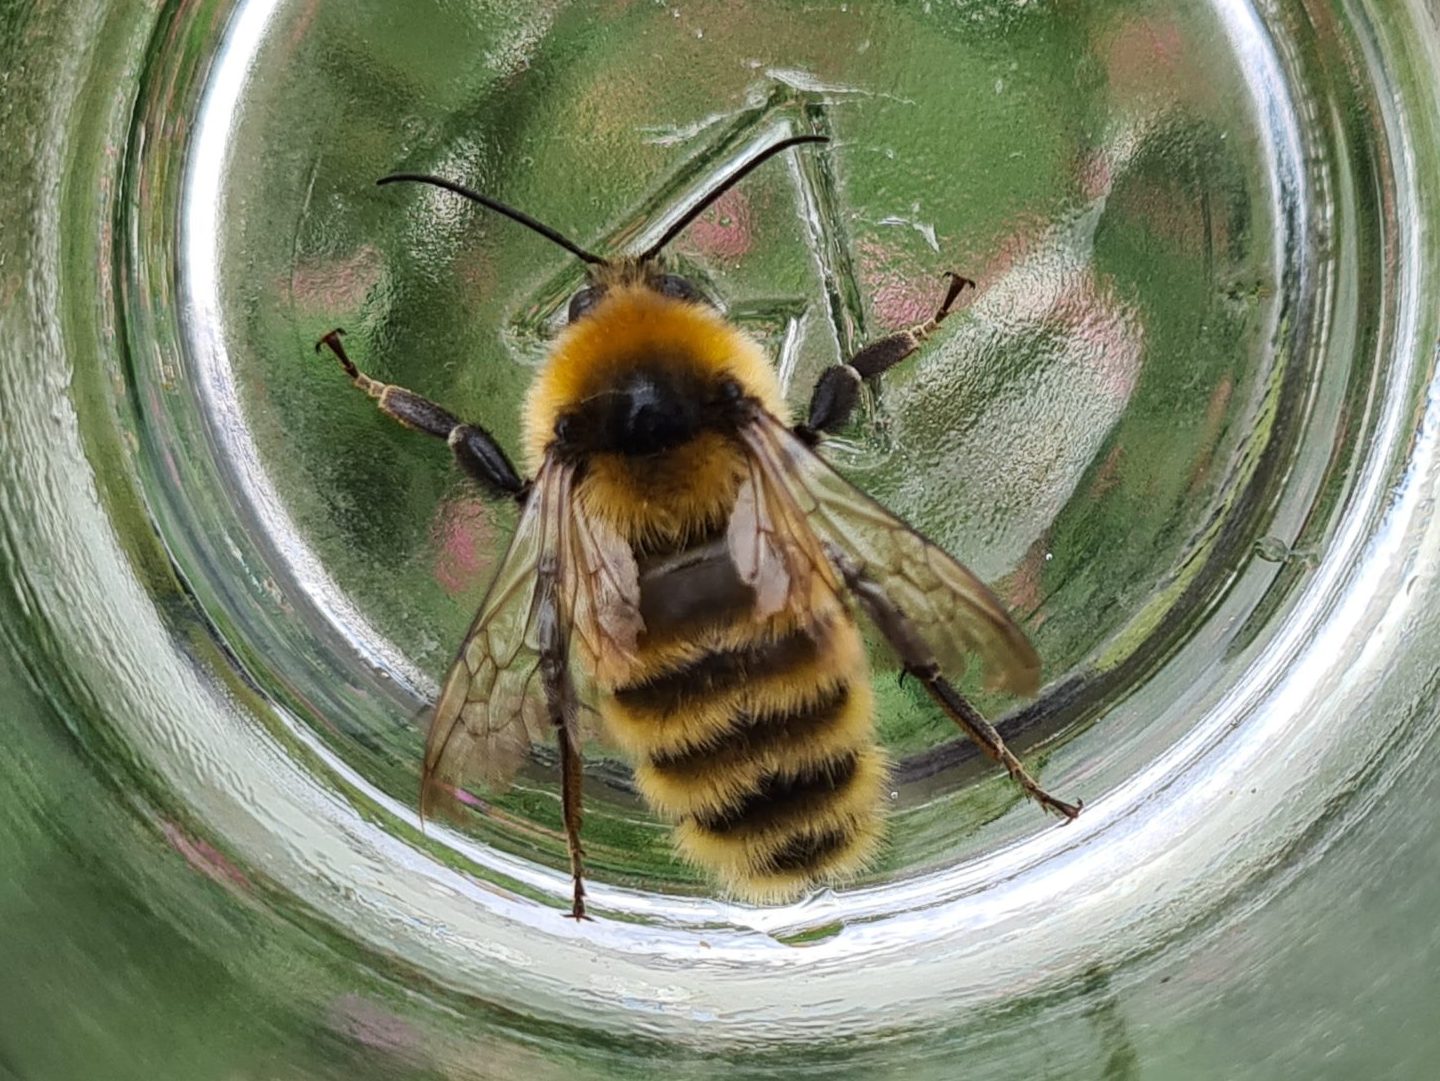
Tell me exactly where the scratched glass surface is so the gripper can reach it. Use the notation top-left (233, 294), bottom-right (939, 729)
top-left (4, 0), bottom-right (1440, 1077)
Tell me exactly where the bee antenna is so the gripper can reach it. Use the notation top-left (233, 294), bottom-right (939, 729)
top-left (638, 134), bottom-right (829, 262)
top-left (376, 173), bottom-right (608, 266)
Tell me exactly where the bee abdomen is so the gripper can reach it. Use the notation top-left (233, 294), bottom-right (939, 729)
top-left (694, 750), bottom-right (860, 833)
top-left (630, 669), bottom-right (871, 820)
top-left (605, 587), bottom-right (885, 901)
top-left (647, 682), bottom-right (852, 781)
top-left (672, 742), bottom-right (888, 903)
top-left (611, 626), bottom-right (820, 715)
top-left (764, 828), bottom-right (852, 873)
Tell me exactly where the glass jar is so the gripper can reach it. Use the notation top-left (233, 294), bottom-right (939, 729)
top-left (3, 1), bottom-right (1438, 1076)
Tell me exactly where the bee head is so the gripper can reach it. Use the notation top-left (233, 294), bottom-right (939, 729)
top-left (539, 281), bottom-right (757, 464)
top-left (567, 261), bottom-right (708, 324)
top-left (530, 286), bottom-right (782, 545)
top-left (553, 363), bottom-right (708, 459)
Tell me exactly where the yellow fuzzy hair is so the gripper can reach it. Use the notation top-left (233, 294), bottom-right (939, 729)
top-left (522, 286), bottom-right (789, 548)
top-left (523, 285), bottom-right (788, 469)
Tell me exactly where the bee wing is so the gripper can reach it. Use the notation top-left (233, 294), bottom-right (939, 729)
top-left (726, 434), bottom-right (843, 630)
top-left (734, 410), bottom-right (1040, 697)
top-left (421, 464), bottom-right (563, 818)
top-left (421, 459), bottom-right (643, 819)
top-left (561, 489), bottom-right (643, 690)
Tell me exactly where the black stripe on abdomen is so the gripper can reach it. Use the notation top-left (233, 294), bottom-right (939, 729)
top-left (762, 828), bottom-right (851, 873)
top-left (613, 627), bottom-right (820, 714)
top-left (691, 752), bottom-right (860, 835)
top-left (647, 683), bottom-right (851, 780)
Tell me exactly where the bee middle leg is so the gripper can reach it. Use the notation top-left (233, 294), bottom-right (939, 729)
top-left (795, 272), bottom-right (974, 444)
top-left (315, 328), bottom-right (528, 502)
top-left (534, 578), bottom-right (592, 921)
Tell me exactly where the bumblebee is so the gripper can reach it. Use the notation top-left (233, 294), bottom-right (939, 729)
top-left (315, 134), bottom-right (1080, 919)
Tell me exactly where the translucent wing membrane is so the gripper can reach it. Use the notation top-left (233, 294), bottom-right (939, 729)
top-left (736, 411), bottom-right (1041, 697)
top-left (562, 496), bottom-right (643, 689)
top-left (421, 464), bottom-right (566, 817)
top-left (421, 459), bottom-right (644, 820)
top-left (727, 448), bottom-right (841, 627)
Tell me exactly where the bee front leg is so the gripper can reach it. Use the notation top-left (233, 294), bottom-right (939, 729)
top-left (315, 329), bottom-right (529, 502)
top-left (795, 272), bottom-right (974, 444)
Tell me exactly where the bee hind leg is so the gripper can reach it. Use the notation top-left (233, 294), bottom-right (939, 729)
top-left (314, 329), bottom-right (528, 502)
top-left (830, 547), bottom-right (1081, 820)
top-left (914, 666), bottom-right (1082, 819)
top-left (795, 272), bottom-right (975, 444)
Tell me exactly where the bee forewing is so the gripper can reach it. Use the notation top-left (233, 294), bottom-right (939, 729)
top-left (563, 499), bottom-right (643, 688)
top-left (421, 467), bottom-right (558, 818)
top-left (421, 457), bottom-right (648, 821)
top-left (741, 413), bottom-right (1040, 697)
top-left (727, 446), bottom-right (841, 630)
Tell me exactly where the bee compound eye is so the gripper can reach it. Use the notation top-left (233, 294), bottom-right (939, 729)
top-left (656, 274), bottom-right (703, 303)
top-left (567, 287), bottom-right (602, 322)
top-left (554, 413), bottom-right (575, 443)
